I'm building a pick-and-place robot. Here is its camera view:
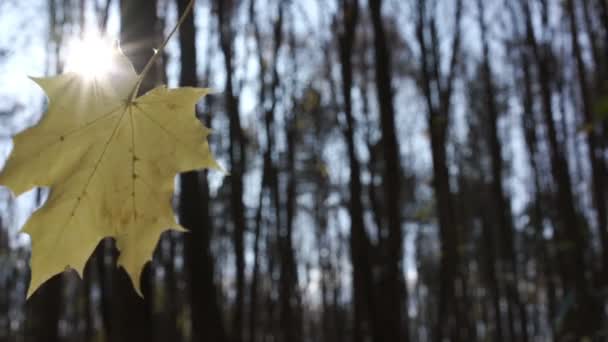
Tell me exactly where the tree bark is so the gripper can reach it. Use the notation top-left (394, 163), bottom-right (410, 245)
top-left (566, 0), bottom-right (608, 290)
top-left (368, 0), bottom-right (409, 341)
top-left (337, 2), bottom-right (386, 341)
top-left (216, 1), bottom-right (246, 341)
top-left (176, 1), bottom-right (228, 341)
top-left (477, 1), bottom-right (528, 340)
top-left (520, 0), bottom-right (598, 338)
top-left (414, 0), bottom-right (465, 340)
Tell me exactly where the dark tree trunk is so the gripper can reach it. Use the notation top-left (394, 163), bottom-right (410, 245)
top-left (519, 34), bottom-right (557, 339)
top-left (580, 0), bottom-right (602, 79)
top-left (479, 208), bottom-right (504, 342)
top-left (597, 0), bottom-right (608, 67)
top-left (216, 1), bottom-right (246, 341)
top-left (505, 1), bottom-right (558, 334)
top-left (248, 166), bottom-right (265, 342)
top-left (593, 0), bottom-right (608, 148)
top-left (247, 3), bottom-right (267, 342)
top-left (337, 2), bottom-right (386, 342)
top-left (415, 0), bottom-right (465, 340)
top-left (175, 1), bottom-right (228, 342)
top-left (368, 1), bottom-right (409, 341)
top-left (520, 0), bottom-right (598, 338)
top-left (249, 2), bottom-right (301, 341)
top-left (120, 0), bottom-right (161, 95)
top-left (477, 1), bottom-right (528, 340)
top-left (282, 20), bottom-right (303, 339)
top-left (25, 274), bottom-right (62, 341)
top-left (276, 9), bottom-right (301, 342)
top-left (566, 0), bottom-right (608, 291)
top-left (282, 116), bottom-right (300, 342)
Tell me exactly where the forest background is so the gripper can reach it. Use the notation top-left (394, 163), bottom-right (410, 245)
top-left (1, 0), bottom-right (607, 341)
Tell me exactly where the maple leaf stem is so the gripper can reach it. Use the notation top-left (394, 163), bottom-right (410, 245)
top-left (129, 0), bottom-right (195, 101)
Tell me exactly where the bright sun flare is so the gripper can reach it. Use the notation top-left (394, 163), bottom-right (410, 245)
top-left (64, 35), bottom-right (114, 78)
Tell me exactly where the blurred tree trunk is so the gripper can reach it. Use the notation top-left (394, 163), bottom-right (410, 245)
top-left (566, 0), bottom-right (608, 290)
top-left (479, 206), bottom-right (504, 341)
top-left (282, 17), bottom-right (303, 342)
top-left (271, 7), bottom-right (301, 342)
top-left (368, 0), bottom-right (409, 341)
top-left (216, 1), bottom-right (246, 341)
top-left (593, 0), bottom-right (608, 148)
top-left (120, 0), bottom-right (162, 95)
top-left (474, 5), bottom-right (505, 341)
top-left (505, 1), bottom-right (557, 335)
top-left (580, 0), bottom-right (602, 81)
top-left (476, 1), bottom-right (528, 340)
top-left (337, 3), bottom-right (364, 339)
top-left (25, 275), bottom-right (62, 341)
top-left (282, 103), bottom-right (300, 342)
top-left (248, 2), bottom-right (266, 340)
top-left (520, 0), bottom-right (599, 338)
top-left (337, 1), bottom-right (384, 341)
top-left (175, 1), bottom-right (227, 341)
top-left (414, 0), bottom-right (465, 340)
top-left (249, 2), bottom-right (301, 341)
top-left (248, 165), bottom-right (265, 342)
top-left (519, 30), bottom-right (557, 340)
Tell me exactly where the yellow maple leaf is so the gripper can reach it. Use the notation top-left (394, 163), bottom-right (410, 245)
top-left (0, 47), bottom-right (219, 298)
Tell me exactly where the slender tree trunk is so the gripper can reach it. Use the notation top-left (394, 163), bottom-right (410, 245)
top-left (120, 0), bottom-right (162, 95)
top-left (337, 2), bottom-right (387, 341)
top-left (281, 120), bottom-right (300, 342)
top-left (25, 274), bottom-right (62, 341)
top-left (272, 8), bottom-right (301, 342)
top-left (216, 1), bottom-right (246, 341)
top-left (477, 1), bottom-right (528, 340)
top-left (597, 0), bottom-right (608, 69)
top-left (521, 1), bottom-right (597, 338)
top-left (247, 3), bottom-right (273, 341)
top-left (595, 0), bottom-right (608, 149)
top-left (247, 3), bottom-right (267, 341)
top-left (479, 209), bottom-right (504, 342)
top-left (566, 0), bottom-right (608, 292)
top-left (248, 166), bottom-right (265, 342)
top-left (339, 4), bottom-right (367, 342)
top-left (368, 1), bottom-right (408, 341)
top-left (505, 2), bottom-right (557, 335)
top-left (580, 0), bottom-right (602, 79)
top-left (519, 42), bottom-right (557, 339)
top-left (415, 0), bottom-right (464, 340)
top-left (175, 1), bottom-right (227, 342)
